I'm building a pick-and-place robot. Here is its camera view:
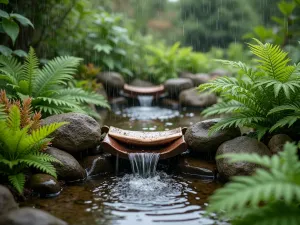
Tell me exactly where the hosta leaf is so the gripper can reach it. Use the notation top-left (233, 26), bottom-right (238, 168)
top-left (2, 18), bottom-right (19, 45)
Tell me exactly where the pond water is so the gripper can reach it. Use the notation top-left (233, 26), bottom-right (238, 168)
top-left (23, 104), bottom-right (227, 225)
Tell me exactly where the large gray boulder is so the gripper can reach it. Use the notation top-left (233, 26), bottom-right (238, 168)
top-left (42, 113), bottom-right (101, 153)
top-left (164, 78), bottom-right (193, 99)
top-left (46, 147), bottom-right (86, 182)
top-left (268, 134), bottom-right (292, 154)
top-left (96, 71), bottom-right (125, 97)
top-left (0, 185), bottom-right (18, 216)
top-left (217, 136), bottom-right (272, 180)
top-left (184, 119), bottom-right (240, 153)
top-left (179, 88), bottom-right (217, 108)
top-left (0, 208), bottom-right (67, 225)
top-left (29, 174), bottom-right (61, 197)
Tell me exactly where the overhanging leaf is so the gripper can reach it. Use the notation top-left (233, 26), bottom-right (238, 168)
top-left (10, 13), bottom-right (34, 28)
top-left (2, 18), bottom-right (19, 45)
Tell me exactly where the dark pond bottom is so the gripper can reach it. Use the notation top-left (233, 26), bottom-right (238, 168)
top-left (23, 106), bottom-right (226, 225)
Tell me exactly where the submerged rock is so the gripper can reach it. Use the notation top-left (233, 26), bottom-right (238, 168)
top-left (0, 207), bottom-right (67, 225)
top-left (216, 136), bottom-right (271, 180)
top-left (0, 185), bottom-right (18, 216)
top-left (268, 134), bottom-right (292, 154)
top-left (81, 153), bottom-right (114, 176)
top-left (42, 113), bottom-right (101, 153)
top-left (96, 71), bottom-right (125, 97)
top-left (164, 78), bottom-right (193, 99)
top-left (29, 174), bottom-right (61, 197)
top-left (179, 156), bottom-right (217, 178)
top-left (179, 88), bottom-right (217, 108)
top-left (46, 147), bottom-right (87, 182)
top-left (184, 119), bottom-right (240, 154)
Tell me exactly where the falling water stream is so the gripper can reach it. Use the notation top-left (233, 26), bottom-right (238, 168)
top-left (137, 95), bottom-right (154, 107)
top-left (129, 153), bottom-right (160, 178)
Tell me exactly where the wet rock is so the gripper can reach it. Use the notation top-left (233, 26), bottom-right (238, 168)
top-left (42, 113), bottom-right (101, 153)
top-left (217, 136), bottom-right (271, 180)
top-left (164, 78), bottom-right (193, 99)
top-left (184, 119), bottom-right (240, 154)
top-left (179, 156), bottom-right (217, 178)
top-left (160, 98), bottom-right (179, 109)
top-left (210, 68), bottom-right (230, 78)
top-left (29, 174), bottom-right (61, 197)
top-left (268, 134), bottom-right (292, 154)
top-left (180, 73), bottom-right (211, 87)
top-left (130, 79), bottom-right (154, 87)
top-left (0, 207), bottom-right (67, 225)
top-left (179, 89), bottom-right (217, 108)
top-left (81, 153), bottom-right (114, 176)
top-left (0, 185), bottom-right (18, 216)
top-left (96, 71), bottom-right (125, 97)
top-left (46, 147), bottom-right (87, 182)
top-left (110, 96), bottom-right (128, 107)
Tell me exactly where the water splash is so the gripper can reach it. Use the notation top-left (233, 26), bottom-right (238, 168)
top-left (137, 95), bottom-right (154, 107)
top-left (129, 153), bottom-right (160, 178)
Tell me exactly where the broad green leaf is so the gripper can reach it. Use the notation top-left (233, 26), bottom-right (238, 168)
top-left (10, 13), bottom-right (34, 28)
top-left (2, 18), bottom-right (19, 45)
top-left (13, 49), bottom-right (28, 58)
top-left (18, 80), bottom-right (29, 94)
top-left (0, 9), bottom-right (9, 18)
top-left (278, 1), bottom-right (296, 16)
top-left (0, 45), bottom-right (12, 56)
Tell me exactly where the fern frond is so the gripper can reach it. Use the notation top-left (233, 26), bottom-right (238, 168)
top-left (208, 115), bottom-right (265, 135)
top-left (26, 122), bottom-right (67, 147)
top-left (54, 88), bottom-right (110, 108)
top-left (0, 104), bottom-right (5, 120)
top-left (202, 101), bottom-right (245, 116)
top-left (269, 114), bottom-right (300, 132)
top-left (21, 47), bottom-right (39, 94)
top-left (8, 173), bottom-right (25, 194)
top-left (0, 55), bottom-right (23, 84)
top-left (20, 155), bottom-right (57, 178)
top-left (33, 56), bottom-right (82, 96)
top-left (6, 105), bottom-right (20, 131)
top-left (233, 203), bottom-right (300, 225)
top-left (248, 39), bottom-right (293, 82)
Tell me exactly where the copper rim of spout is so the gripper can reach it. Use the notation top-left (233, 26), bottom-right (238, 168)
top-left (123, 84), bottom-right (165, 97)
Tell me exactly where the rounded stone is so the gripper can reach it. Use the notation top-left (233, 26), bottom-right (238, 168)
top-left (268, 134), bottom-right (292, 154)
top-left (96, 71), bottom-right (125, 97)
top-left (0, 207), bottom-right (67, 225)
top-left (180, 72), bottom-right (211, 86)
top-left (179, 88), bottom-right (217, 108)
top-left (164, 78), bottom-right (193, 99)
top-left (216, 136), bottom-right (272, 180)
top-left (0, 185), bottom-right (18, 216)
top-left (81, 153), bottom-right (114, 176)
top-left (184, 119), bottom-right (241, 153)
top-left (29, 174), bottom-right (61, 197)
top-left (46, 147), bottom-right (87, 182)
top-left (129, 79), bottom-right (154, 87)
top-left (42, 113), bottom-right (101, 153)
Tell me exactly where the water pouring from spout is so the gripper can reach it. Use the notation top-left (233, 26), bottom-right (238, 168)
top-left (128, 153), bottom-right (160, 178)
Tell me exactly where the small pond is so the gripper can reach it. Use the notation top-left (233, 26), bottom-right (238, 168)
top-left (23, 104), bottom-right (227, 225)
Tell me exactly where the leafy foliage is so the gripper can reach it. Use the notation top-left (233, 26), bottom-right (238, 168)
top-left (199, 39), bottom-right (300, 139)
top-left (0, 0), bottom-right (33, 57)
top-left (0, 47), bottom-right (109, 117)
top-left (207, 142), bottom-right (300, 225)
top-left (0, 95), bottom-right (66, 194)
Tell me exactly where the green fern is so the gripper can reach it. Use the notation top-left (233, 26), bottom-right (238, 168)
top-left (0, 105), bottom-right (66, 194)
top-left (0, 47), bottom-right (110, 118)
top-left (199, 39), bottom-right (300, 138)
top-left (207, 142), bottom-right (300, 225)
